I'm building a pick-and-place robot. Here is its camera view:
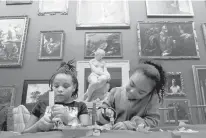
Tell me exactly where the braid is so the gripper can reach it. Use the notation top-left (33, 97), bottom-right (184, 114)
top-left (143, 60), bottom-right (166, 103)
top-left (49, 59), bottom-right (79, 98)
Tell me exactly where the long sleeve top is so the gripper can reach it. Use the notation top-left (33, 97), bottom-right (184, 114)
top-left (97, 87), bottom-right (160, 130)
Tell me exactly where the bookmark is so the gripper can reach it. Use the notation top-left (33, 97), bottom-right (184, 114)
top-left (49, 90), bottom-right (55, 106)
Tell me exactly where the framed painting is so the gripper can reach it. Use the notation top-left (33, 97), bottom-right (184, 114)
top-left (85, 32), bottom-right (122, 58)
top-left (164, 99), bottom-right (191, 123)
top-left (0, 86), bottom-right (15, 131)
top-left (146, 0), bottom-right (194, 17)
top-left (0, 16), bottom-right (29, 67)
top-left (0, 86), bottom-right (15, 107)
top-left (192, 65), bottom-right (206, 123)
top-left (38, 30), bottom-right (64, 60)
top-left (38, 0), bottom-right (69, 16)
top-left (165, 72), bottom-right (186, 97)
top-left (137, 21), bottom-right (199, 59)
top-left (6, 0), bottom-right (32, 5)
top-left (21, 80), bottom-right (50, 111)
top-left (76, 0), bottom-right (130, 29)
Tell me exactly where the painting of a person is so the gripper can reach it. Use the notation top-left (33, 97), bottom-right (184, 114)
top-left (43, 36), bottom-right (60, 55)
top-left (84, 48), bottom-right (111, 102)
top-left (169, 78), bottom-right (181, 94)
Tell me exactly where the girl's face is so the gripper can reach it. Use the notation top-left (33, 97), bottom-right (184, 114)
top-left (52, 73), bottom-right (76, 103)
top-left (125, 71), bottom-right (155, 100)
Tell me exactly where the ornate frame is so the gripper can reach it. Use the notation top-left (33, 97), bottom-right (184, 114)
top-left (145, 0), bottom-right (194, 17)
top-left (76, 60), bottom-right (130, 101)
top-left (164, 99), bottom-right (191, 123)
top-left (0, 16), bottom-right (29, 67)
top-left (76, 0), bottom-right (130, 29)
top-left (38, 0), bottom-right (69, 16)
top-left (6, 0), bottom-right (32, 5)
top-left (137, 21), bottom-right (199, 59)
top-left (192, 65), bottom-right (206, 123)
top-left (84, 32), bottom-right (123, 58)
top-left (165, 72), bottom-right (186, 97)
top-left (38, 30), bottom-right (64, 60)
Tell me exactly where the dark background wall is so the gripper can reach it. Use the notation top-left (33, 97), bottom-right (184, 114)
top-left (0, 1), bottom-right (206, 123)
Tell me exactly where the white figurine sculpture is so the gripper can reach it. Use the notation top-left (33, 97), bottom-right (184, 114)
top-left (84, 48), bottom-right (111, 102)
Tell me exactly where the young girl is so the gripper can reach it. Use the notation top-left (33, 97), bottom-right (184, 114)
top-left (23, 60), bottom-right (89, 133)
top-left (96, 60), bottom-right (166, 130)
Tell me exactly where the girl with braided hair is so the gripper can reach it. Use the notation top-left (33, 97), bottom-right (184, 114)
top-left (23, 60), bottom-right (89, 133)
top-left (96, 60), bottom-right (166, 130)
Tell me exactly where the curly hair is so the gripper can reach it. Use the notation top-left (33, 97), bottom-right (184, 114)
top-left (136, 60), bottom-right (166, 103)
top-left (49, 59), bottom-right (79, 98)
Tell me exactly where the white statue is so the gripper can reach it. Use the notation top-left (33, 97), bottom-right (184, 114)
top-left (84, 48), bottom-right (111, 102)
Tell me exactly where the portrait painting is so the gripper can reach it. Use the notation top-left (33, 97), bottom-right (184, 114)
top-left (164, 99), bottom-right (190, 123)
top-left (146, 0), bottom-right (194, 16)
top-left (39, 30), bottom-right (64, 60)
top-left (137, 21), bottom-right (199, 59)
top-left (85, 32), bottom-right (122, 58)
top-left (0, 86), bottom-right (15, 131)
top-left (6, 0), bottom-right (32, 5)
top-left (0, 16), bottom-right (29, 67)
top-left (192, 65), bottom-right (206, 122)
top-left (76, 0), bottom-right (130, 28)
top-left (22, 80), bottom-right (50, 111)
top-left (165, 72), bottom-right (185, 97)
top-left (38, 0), bottom-right (68, 16)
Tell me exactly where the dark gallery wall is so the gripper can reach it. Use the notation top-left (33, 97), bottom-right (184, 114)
top-left (0, 1), bottom-right (206, 123)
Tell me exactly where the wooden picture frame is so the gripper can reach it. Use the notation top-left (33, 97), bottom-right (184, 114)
top-left (76, 0), bottom-right (130, 29)
top-left (0, 16), bottom-right (29, 67)
top-left (146, 0), bottom-right (194, 17)
top-left (21, 80), bottom-right (50, 111)
top-left (38, 0), bottom-right (69, 16)
top-left (192, 65), bottom-right (206, 123)
top-left (137, 21), bottom-right (199, 59)
top-left (164, 99), bottom-right (191, 123)
top-left (38, 30), bottom-right (64, 60)
top-left (85, 32), bottom-right (122, 58)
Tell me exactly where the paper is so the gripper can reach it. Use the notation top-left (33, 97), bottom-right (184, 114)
top-left (49, 90), bottom-right (55, 106)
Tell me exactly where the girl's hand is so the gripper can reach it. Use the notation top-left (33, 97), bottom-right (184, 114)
top-left (37, 114), bottom-right (53, 131)
top-left (101, 107), bottom-right (115, 118)
top-left (112, 122), bottom-right (127, 130)
top-left (52, 104), bottom-right (74, 125)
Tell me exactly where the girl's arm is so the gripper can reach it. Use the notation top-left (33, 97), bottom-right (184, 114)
top-left (119, 95), bottom-right (160, 130)
top-left (22, 115), bottom-right (39, 133)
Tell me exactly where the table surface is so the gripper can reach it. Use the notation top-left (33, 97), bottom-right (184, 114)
top-left (1, 125), bottom-right (206, 138)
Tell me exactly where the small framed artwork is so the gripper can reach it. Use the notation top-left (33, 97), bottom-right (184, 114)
top-left (146, 0), bottom-right (194, 17)
top-left (38, 30), bottom-right (64, 60)
top-left (21, 80), bottom-right (50, 111)
top-left (192, 65), bottom-right (206, 123)
top-left (85, 32), bottom-right (122, 58)
top-left (0, 86), bottom-right (15, 107)
top-left (0, 16), bottom-right (29, 67)
top-left (164, 99), bottom-right (191, 123)
top-left (38, 0), bottom-right (68, 16)
top-left (165, 72), bottom-right (186, 97)
top-left (76, 0), bottom-right (130, 29)
top-left (6, 0), bottom-right (32, 5)
top-left (137, 21), bottom-right (199, 59)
